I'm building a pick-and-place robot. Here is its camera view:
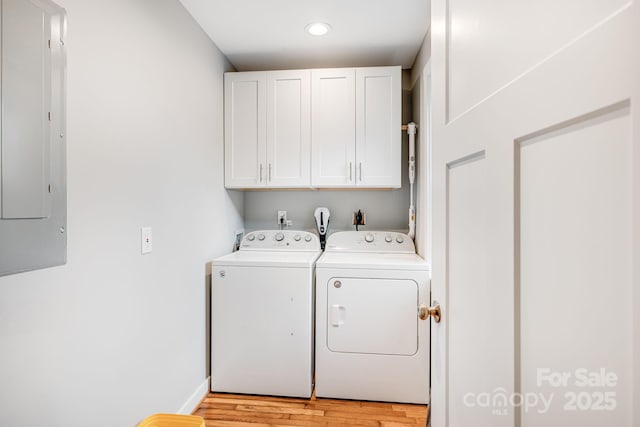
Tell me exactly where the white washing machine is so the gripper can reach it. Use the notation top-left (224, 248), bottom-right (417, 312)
top-left (315, 231), bottom-right (430, 404)
top-left (211, 230), bottom-right (320, 398)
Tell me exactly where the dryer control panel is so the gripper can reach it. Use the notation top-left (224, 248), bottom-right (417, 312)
top-left (325, 231), bottom-right (415, 253)
top-left (241, 230), bottom-right (320, 251)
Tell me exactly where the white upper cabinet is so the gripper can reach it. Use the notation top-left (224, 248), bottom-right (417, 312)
top-left (224, 70), bottom-right (310, 189)
top-left (355, 67), bottom-right (401, 187)
top-left (266, 70), bottom-right (311, 187)
top-left (224, 72), bottom-right (267, 188)
top-left (225, 66), bottom-right (401, 189)
top-left (311, 68), bottom-right (356, 186)
top-left (311, 66), bottom-right (401, 188)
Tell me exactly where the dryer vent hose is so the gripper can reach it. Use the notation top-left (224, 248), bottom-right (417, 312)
top-left (407, 122), bottom-right (417, 240)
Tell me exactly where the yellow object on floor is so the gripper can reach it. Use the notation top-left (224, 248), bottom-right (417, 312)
top-left (137, 413), bottom-right (205, 427)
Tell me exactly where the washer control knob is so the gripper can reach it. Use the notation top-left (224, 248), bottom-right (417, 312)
top-left (365, 233), bottom-right (375, 243)
top-left (257, 234), bottom-right (265, 241)
top-left (396, 235), bottom-right (405, 244)
top-left (247, 234), bottom-right (255, 241)
top-left (385, 235), bottom-right (393, 243)
top-left (294, 234), bottom-right (301, 241)
top-left (275, 232), bottom-right (284, 241)
top-left (304, 235), bottom-right (312, 242)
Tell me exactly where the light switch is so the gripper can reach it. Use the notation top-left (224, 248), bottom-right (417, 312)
top-left (141, 227), bottom-right (152, 254)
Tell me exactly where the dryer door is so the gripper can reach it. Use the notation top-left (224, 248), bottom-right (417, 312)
top-left (327, 277), bottom-right (418, 355)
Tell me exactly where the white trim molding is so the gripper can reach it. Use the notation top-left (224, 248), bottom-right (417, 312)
top-left (177, 377), bottom-right (210, 415)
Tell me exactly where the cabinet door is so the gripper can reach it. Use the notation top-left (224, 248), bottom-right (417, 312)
top-left (311, 69), bottom-right (356, 187)
top-left (224, 72), bottom-right (266, 188)
top-left (355, 66), bottom-right (401, 188)
top-left (266, 70), bottom-right (310, 187)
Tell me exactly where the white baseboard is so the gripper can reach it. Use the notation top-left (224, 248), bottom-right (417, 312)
top-left (178, 377), bottom-right (210, 414)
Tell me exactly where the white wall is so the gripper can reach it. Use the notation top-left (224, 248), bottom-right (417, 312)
top-left (0, 1), bottom-right (243, 426)
top-left (410, 30), bottom-right (431, 260)
top-left (410, 29), bottom-right (431, 89)
top-left (244, 187), bottom-right (408, 232)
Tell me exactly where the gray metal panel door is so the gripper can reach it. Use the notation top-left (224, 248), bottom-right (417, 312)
top-left (0, 0), bottom-right (67, 276)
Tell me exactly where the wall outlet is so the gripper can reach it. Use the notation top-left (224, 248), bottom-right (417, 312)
top-left (352, 210), bottom-right (366, 226)
top-left (277, 210), bottom-right (287, 225)
top-left (233, 229), bottom-right (244, 252)
top-left (141, 227), bottom-right (152, 254)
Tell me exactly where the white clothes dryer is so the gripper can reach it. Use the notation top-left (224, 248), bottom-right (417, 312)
top-left (315, 231), bottom-right (430, 404)
top-left (211, 230), bottom-right (320, 398)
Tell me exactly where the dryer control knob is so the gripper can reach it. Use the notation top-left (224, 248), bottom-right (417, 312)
top-left (247, 234), bottom-right (255, 241)
top-left (275, 232), bottom-right (284, 241)
top-left (304, 235), bottom-right (312, 242)
top-left (385, 235), bottom-right (393, 243)
top-left (396, 235), bottom-right (405, 243)
top-left (294, 234), bottom-right (301, 241)
top-left (365, 233), bottom-right (375, 243)
top-left (257, 234), bottom-right (265, 241)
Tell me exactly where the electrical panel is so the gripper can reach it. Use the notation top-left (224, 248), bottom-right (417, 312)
top-left (0, 0), bottom-right (67, 276)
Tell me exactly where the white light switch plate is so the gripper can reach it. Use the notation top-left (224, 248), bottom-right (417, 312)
top-left (141, 227), bottom-right (152, 254)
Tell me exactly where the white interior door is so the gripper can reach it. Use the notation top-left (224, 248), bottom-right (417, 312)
top-left (430, 1), bottom-right (639, 427)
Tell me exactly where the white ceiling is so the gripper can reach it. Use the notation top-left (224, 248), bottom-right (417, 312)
top-left (178, 0), bottom-right (430, 71)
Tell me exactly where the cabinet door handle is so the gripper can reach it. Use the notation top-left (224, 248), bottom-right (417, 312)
top-left (259, 164), bottom-right (263, 183)
top-left (268, 163), bottom-right (272, 182)
top-left (349, 162), bottom-right (353, 182)
top-left (359, 162), bottom-right (363, 181)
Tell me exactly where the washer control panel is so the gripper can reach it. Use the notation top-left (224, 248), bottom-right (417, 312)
top-left (241, 230), bottom-right (320, 251)
top-left (325, 231), bottom-right (415, 253)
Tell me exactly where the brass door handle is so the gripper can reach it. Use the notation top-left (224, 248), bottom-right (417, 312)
top-left (419, 302), bottom-right (441, 323)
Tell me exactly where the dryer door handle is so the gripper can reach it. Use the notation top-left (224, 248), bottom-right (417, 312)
top-left (330, 304), bottom-right (345, 327)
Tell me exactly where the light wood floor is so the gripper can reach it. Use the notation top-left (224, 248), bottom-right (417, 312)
top-left (193, 392), bottom-right (428, 426)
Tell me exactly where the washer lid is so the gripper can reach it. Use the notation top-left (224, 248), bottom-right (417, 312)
top-left (316, 251), bottom-right (430, 271)
top-left (212, 250), bottom-right (321, 268)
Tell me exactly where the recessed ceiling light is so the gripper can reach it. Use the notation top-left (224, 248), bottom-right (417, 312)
top-left (305, 22), bottom-right (331, 36)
